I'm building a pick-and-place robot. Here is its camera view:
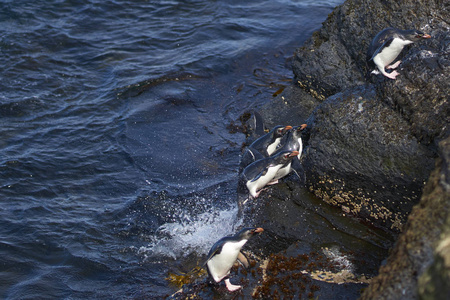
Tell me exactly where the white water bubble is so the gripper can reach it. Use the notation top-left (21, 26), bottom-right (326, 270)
top-left (139, 204), bottom-right (242, 260)
top-left (323, 246), bottom-right (353, 272)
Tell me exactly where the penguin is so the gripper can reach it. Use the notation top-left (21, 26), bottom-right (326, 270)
top-left (251, 125), bottom-right (293, 157)
top-left (239, 150), bottom-right (299, 198)
top-left (273, 124), bottom-right (307, 158)
top-left (271, 124), bottom-right (307, 183)
top-left (367, 27), bottom-right (431, 79)
top-left (240, 125), bottom-right (292, 171)
top-left (204, 227), bottom-right (264, 292)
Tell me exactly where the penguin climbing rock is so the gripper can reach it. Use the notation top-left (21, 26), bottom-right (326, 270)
top-left (273, 124), bottom-right (307, 158)
top-left (204, 227), bottom-right (264, 292)
top-left (250, 125), bottom-right (293, 157)
top-left (240, 125), bottom-right (292, 171)
top-left (239, 150), bottom-right (299, 198)
top-left (271, 124), bottom-right (307, 183)
top-left (367, 27), bottom-right (431, 79)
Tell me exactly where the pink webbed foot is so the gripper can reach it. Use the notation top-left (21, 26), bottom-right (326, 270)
top-left (253, 187), bottom-right (271, 198)
top-left (387, 60), bottom-right (401, 69)
top-left (224, 278), bottom-right (242, 292)
top-left (384, 70), bottom-right (400, 80)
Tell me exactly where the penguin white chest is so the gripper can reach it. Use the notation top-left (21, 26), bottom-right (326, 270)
top-left (297, 137), bottom-right (303, 159)
top-left (247, 164), bottom-right (282, 196)
top-left (267, 137), bottom-right (281, 155)
top-left (375, 37), bottom-right (413, 66)
top-left (273, 162), bottom-right (291, 181)
top-left (207, 239), bottom-right (247, 282)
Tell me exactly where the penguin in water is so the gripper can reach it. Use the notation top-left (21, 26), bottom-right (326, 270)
top-left (367, 27), bottom-right (431, 79)
top-left (204, 227), bottom-right (264, 292)
top-left (239, 150), bottom-right (299, 198)
top-left (240, 125), bottom-right (292, 171)
top-left (271, 124), bottom-right (307, 183)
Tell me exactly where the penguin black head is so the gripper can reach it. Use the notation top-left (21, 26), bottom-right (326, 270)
top-left (402, 29), bottom-right (431, 42)
top-left (236, 227), bottom-right (264, 240)
top-left (273, 125), bottom-right (293, 138)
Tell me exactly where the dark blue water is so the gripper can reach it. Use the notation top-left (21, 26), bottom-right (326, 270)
top-left (0, 0), bottom-right (381, 298)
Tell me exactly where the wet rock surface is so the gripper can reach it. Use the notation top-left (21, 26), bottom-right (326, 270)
top-left (292, 0), bottom-right (448, 97)
top-left (302, 85), bottom-right (436, 231)
top-left (267, 0), bottom-right (449, 233)
top-left (245, 0), bottom-right (449, 298)
top-left (258, 85), bottom-right (320, 128)
top-left (375, 31), bottom-right (450, 147)
top-left (168, 182), bottom-right (392, 300)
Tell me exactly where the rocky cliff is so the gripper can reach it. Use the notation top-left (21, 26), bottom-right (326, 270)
top-left (259, 0), bottom-right (449, 232)
top-left (255, 0), bottom-right (449, 298)
top-left (360, 138), bottom-right (449, 300)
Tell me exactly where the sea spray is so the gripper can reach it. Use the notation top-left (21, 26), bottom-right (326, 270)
top-left (139, 204), bottom-right (242, 260)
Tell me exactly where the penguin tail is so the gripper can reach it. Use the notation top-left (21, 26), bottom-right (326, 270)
top-left (364, 69), bottom-right (378, 81)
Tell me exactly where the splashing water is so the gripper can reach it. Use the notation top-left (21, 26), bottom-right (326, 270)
top-left (140, 205), bottom-right (242, 260)
top-left (323, 246), bottom-right (354, 272)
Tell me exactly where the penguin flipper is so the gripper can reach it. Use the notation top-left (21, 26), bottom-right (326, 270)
top-left (291, 157), bottom-right (306, 184)
top-left (237, 251), bottom-right (250, 268)
top-left (250, 167), bottom-right (269, 182)
top-left (202, 241), bottom-right (224, 267)
top-left (240, 147), bottom-right (265, 172)
top-left (242, 156), bottom-right (270, 182)
top-left (250, 147), bottom-right (265, 161)
top-left (240, 149), bottom-right (254, 172)
top-left (369, 37), bottom-right (394, 61)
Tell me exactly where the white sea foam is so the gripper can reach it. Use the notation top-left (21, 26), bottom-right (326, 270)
top-left (322, 246), bottom-right (353, 272)
top-left (139, 205), bottom-right (242, 260)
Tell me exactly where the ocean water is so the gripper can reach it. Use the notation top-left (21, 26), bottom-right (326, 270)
top-left (0, 0), bottom-right (389, 298)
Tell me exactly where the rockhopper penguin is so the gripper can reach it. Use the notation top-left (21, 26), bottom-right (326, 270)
top-left (239, 150), bottom-right (299, 198)
top-left (367, 27), bottom-right (431, 79)
top-left (240, 125), bottom-right (292, 171)
top-left (204, 227), bottom-right (264, 292)
top-left (271, 124), bottom-right (307, 183)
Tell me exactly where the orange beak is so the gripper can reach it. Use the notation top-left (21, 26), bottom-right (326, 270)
top-left (284, 125), bottom-right (293, 131)
top-left (254, 228), bottom-right (264, 233)
top-left (300, 124), bottom-right (307, 130)
top-left (422, 34), bottom-right (431, 39)
top-left (290, 151), bottom-right (299, 157)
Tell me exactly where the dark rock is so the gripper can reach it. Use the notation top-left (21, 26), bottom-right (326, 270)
top-left (237, 179), bottom-right (393, 271)
top-left (292, 0), bottom-right (447, 97)
top-left (258, 84), bottom-right (320, 129)
top-left (173, 180), bottom-right (393, 299)
top-left (360, 137), bottom-right (450, 300)
top-left (286, 0), bottom-right (449, 232)
top-left (302, 85), bottom-right (436, 231)
top-left (232, 0), bottom-right (449, 297)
